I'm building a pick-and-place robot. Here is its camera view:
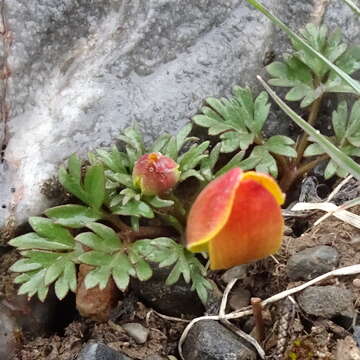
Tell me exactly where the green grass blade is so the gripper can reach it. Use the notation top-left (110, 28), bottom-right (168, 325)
top-left (341, 0), bottom-right (360, 16)
top-left (258, 76), bottom-right (360, 181)
top-left (246, 0), bottom-right (360, 95)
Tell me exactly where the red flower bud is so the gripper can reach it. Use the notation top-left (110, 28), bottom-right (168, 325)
top-left (133, 152), bottom-right (180, 196)
top-left (186, 168), bottom-right (285, 270)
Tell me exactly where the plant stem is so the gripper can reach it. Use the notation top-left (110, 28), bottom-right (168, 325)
top-left (296, 154), bottom-right (329, 178)
top-left (294, 95), bottom-right (323, 166)
top-left (123, 225), bottom-right (175, 242)
top-left (251, 297), bottom-right (265, 342)
top-left (279, 154), bottom-right (329, 192)
top-left (104, 213), bottom-right (131, 232)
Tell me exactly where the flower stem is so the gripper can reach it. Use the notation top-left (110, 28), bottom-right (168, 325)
top-left (294, 95), bottom-right (323, 166)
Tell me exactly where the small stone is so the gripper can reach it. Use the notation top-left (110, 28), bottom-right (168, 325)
top-left (131, 264), bottom-right (204, 318)
top-left (353, 278), bottom-right (360, 288)
top-left (182, 320), bottom-right (256, 360)
top-left (353, 326), bottom-right (360, 348)
top-left (221, 265), bottom-right (248, 283)
top-left (122, 323), bottom-right (149, 344)
top-left (77, 343), bottom-right (133, 360)
top-left (76, 264), bottom-right (120, 321)
top-left (287, 246), bottom-right (339, 281)
top-left (297, 286), bottom-right (354, 319)
top-left (229, 288), bottom-right (251, 311)
top-left (335, 336), bottom-right (360, 360)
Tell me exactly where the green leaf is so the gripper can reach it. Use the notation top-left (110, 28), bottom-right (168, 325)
top-left (10, 259), bottom-right (42, 272)
top-left (78, 251), bottom-right (112, 266)
top-left (146, 196), bottom-right (174, 208)
top-left (18, 269), bottom-right (47, 300)
top-left (84, 266), bottom-right (112, 290)
top-left (164, 136), bottom-right (178, 160)
top-left (265, 135), bottom-right (297, 157)
top-left (165, 260), bottom-right (182, 286)
top-left (86, 223), bottom-right (121, 251)
top-left (220, 131), bottom-right (240, 153)
top-left (134, 259), bottom-right (152, 281)
top-left (45, 260), bottom-right (65, 286)
top-left (84, 164), bottom-right (105, 209)
top-left (215, 151), bottom-right (245, 176)
top-left (347, 100), bottom-right (360, 137)
top-left (332, 101), bottom-right (348, 141)
top-left (151, 134), bottom-right (172, 153)
top-left (64, 261), bottom-right (77, 293)
top-left (247, 0), bottom-right (360, 95)
top-left (179, 141), bottom-right (209, 171)
top-left (176, 123), bottom-right (193, 151)
top-left (180, 169), bottom-right (205, 182)
top-left (29, 217), bottom-right (74, 247)
top-left (9, 233), bottom-right (73, 251)
top-left (111, 199), bottom-right (154, 218)
top-left (258, 77), bottom-right (360, 180)
top-left (253, 91), bottom-right (271, 134)
top-left (45, 205), bottom-right (103, 228)
top-left (303, 143), bottom-right (325, 156)
top-left (68, 154), bottom-right (81, 182)
top-left (324, 160), bottom-right (337, 179)
top-left (106, 171), bottom-right (133, 188)
top-left (112, 253), bottom-right (135, 290)
top-left (54, 274), bottom-right (69, 300)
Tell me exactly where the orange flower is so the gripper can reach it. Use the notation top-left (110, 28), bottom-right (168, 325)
top-left (186, 168), bottom-right (285, 270)
top-left (133, 152), bottom-right (180, 196)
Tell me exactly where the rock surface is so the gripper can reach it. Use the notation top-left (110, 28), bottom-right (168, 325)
top-left (0, 0), bottom-right (326, 231)
top-left (297, 286), bottom-right (354, 319)
top-left (287, 245), bottom-right (339, 281)
top-left (131, 264), bottom-right (204, 318)
top-left (182, 320), bottom-right (256, 360)
top-left (77, 343), bottom-right (132, 360)
top-left (121, 322), bottom-right (149, 345)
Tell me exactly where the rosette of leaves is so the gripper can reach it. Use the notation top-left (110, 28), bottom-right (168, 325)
top-left (304, 100), bottom-right (360, 179)
top-left (266, 24), bottom-right (360, 108)
top-left (9, 217), bottom-right (82, 301)
top-left (10, 220), bottom-right (211, 303)
top-left (193, 86), bottom-right (296, 177)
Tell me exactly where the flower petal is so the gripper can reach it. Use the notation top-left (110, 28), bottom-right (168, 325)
top-left (186, 168), bottom-right (243, 253)
top-left (209, 177), bottom-right (284, 270)
top-left (241, 171), bottom-right (285, 205)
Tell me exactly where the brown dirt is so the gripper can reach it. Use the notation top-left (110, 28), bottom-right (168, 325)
top-left (3, 207), bottom-right (360, 359)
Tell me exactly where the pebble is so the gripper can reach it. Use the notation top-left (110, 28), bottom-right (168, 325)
top-left (287, 246), bottom-right (339, 281)
top-left (77, 343), bottom-right (133, 360)
top-left (353, 278), bottom-right (360, 288)
top-left (131, 264), bottom-right (204, 318)
top-left (122, 323), bottom-right (149, 344)
top-left (353, 326), bottom-right (360, 348)
top-left (297, 286), bottom-right (354, 320)
top-left (182, 320), bottom-right (256, 359)
top-left (229, 287), bottom-right (251, 311)
top-left (221, 264), bottom-right (248, 283)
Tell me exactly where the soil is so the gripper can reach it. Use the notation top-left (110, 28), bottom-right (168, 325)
top-left (2, 207), bottom-right (360, 359)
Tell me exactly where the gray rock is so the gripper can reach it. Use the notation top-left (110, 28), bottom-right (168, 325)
top-left (297, 286), bottom-right (354, 319)
top-left (77, 343), bottom-right (132, 360)
top-left (229, 288), bottom-right (251, 311)
top-left (182, 320), bottom-right (256, 360)
top-left (0, 0), bottom-right (318, 231)
top-left (221, 265), bottom-right (248, 283)
top-left (122, 322), bottom-right (149, 344)
top-left (147, 355), bottom-right (167, 360)
top-left (131, 264), bottom-right (204, 318)
top-left (287, 245), bottom-right (339, 281)
top-left (0, 306), bottom-right (18, 360)
top-left (354, 326), bottom-right (360, 348)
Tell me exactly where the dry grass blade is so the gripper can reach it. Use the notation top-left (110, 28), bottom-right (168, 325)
top-left (291, 201), bottom-right (360, 229)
